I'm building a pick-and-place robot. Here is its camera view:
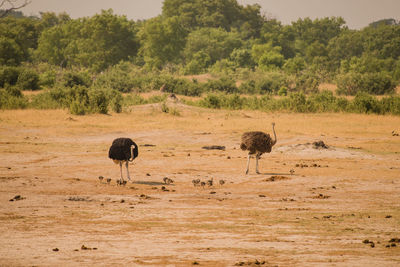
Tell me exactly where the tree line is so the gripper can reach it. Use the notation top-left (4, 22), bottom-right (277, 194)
top-left (1, 0), bottom-right (400, 114)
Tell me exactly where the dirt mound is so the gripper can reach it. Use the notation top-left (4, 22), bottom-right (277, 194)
top-left (313, 140), bottom-right (329, 149)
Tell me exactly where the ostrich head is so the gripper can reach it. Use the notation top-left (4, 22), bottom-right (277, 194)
top-left (129, 143), bottom-right (138, 161)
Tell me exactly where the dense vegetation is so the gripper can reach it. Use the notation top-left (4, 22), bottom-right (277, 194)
top-left (1, 0), bottom-right (399, 115)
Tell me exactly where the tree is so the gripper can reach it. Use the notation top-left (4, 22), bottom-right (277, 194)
top-left (36, 9), bottom-right (139, 71)
top-left (0, 0), bottom-right (30, 18)
top-left (0, 16), bottom-right (39, 64)
top-left (139, 16), bottom-right (187, 69)
top-left (251, 43), bottom-right (284, 69)
top-left (184, 27), bottom-right (242, 67)
top-left (0, 36), bottom-right (23, 65)
top-left (162, 0), bottom-right (263, 37)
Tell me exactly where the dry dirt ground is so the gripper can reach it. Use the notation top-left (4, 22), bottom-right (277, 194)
top-left (1, 101), bottom-right (400, 266)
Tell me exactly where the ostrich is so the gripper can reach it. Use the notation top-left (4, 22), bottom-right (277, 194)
top-left (108, 138), bottom-right (139, 183)
top-left (240, 122), bottom-right (277, 174)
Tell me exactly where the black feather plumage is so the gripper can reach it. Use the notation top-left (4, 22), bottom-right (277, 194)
top-left (108, 138), bottom-right (138, 161)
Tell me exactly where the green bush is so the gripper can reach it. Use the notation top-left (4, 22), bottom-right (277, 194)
top-left (108, 90), bottom-right (123, 113)
top-left (88, 88), bottom-right (108, 114)
top-left (30, 90), bottom-right (63, 109)
top-left (255, 72), bottom-right (289, 94)
top-left (16, 68), bottom-right (40, 90)
top-left (94, 63), bottom-right (135, 92)
top-left (0, 66), bottom-right (20, 87)
top-left (205, 77), bottom-right (237, 93)
top-left (62, 71), bottom-right (92, 88)
top-left (238, 80), bottom-right (257, 94)
top-left (200, 94), bottom-right (222, 109)
top-left (337, 71), bottom-right (396, 95)
top-left (350, 92), bottom-right (382, 114)
top-left (380, 96), bottom-right (400, 115)
top-left (295, 72), bottom-right (320, 93)
top-left (0, 87), bottom-right (28, 109)
top-left (39, 70), bottom-right (57, 88)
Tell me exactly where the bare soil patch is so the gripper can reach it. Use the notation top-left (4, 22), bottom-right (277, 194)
top-left (0, 107), bottom-right (400, 266)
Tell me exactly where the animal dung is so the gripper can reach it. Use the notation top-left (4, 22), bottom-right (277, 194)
top-left (201, 145), bottom-right (226, 150)
top-left (264, 175), bottom-right (290, 182)
top-left (219, 179), bottom-right (225, 186)
top-left (141, 144), bottom-right (156, 147)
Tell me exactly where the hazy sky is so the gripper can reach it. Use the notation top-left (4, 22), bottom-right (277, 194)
top-left (19, 0), bottom-right (400, 29)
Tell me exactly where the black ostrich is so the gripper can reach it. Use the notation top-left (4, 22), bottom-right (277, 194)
top-left (108, 138), bottom-right (139, 183)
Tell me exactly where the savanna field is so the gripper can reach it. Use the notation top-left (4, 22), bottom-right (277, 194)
top-left (1, 99), bottom-right (399, 266)
top-left (1, 0), bottom-right (400, 265)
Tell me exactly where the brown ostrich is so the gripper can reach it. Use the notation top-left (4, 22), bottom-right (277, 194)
top-left (240, 122), bottom-right (277, 174)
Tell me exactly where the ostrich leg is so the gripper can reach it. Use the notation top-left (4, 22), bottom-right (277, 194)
top-left (255, 154), bottom-right (260, 174)
top-left (125, 161), bottom-right (131, 181)
top-left (245, 154), bottom-right (251, 174)
top-left (119, 161), bottom-right (124, 182)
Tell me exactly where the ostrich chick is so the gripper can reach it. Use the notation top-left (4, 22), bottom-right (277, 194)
top-left (240, 122), bottom-right (277, 174)
top-left (108, 138), bottom-right (139, 183)
top-left (192, 179), bottom-right (201, 187)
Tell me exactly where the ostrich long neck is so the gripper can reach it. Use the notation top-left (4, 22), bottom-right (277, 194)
top-left (271, 124), bottom-right (277, 146)
top-left (129, 145), bottom-right (135, 161)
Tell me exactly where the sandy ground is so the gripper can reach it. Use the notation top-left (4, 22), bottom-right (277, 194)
top-left (1, 101), bottom-right (400, 266)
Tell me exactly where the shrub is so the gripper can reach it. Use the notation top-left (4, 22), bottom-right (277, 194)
top-left (351, 92), bottom-right (381, 114)
top-left (0, 66), bottom-right (20, 87)
top-left (30, 90), bottom-right (63, 109)
top-left (39, 70), bottom-right (57, 88)
top-left (88, 88), bottom-right (108, 114)
top-left (16, 68), bottom-right (40, 90)
top-left (295, 72), bottom-right (320, 93)
top-left (337, 71), bottom-right (395, 95)
top-left (62, 71), bottom-right (91, 88)
top-left (308, 90), bottom-right (336, 112)
top-left (205, 77), bottom-right (237, 93)
top-left (288, 92), bottom-right (309, 112)
top-left (380, 96), bottom-right (400, 115)
top-left (95, 63), bottom-right (135, 92)
top-left (362, 72), bottom-right (395, 95)
top-left (255, 72), bottom-right (289, 94)
top-left (238, 80), bottom-right (257, 94)
top-left (200, 94), bottom-right (222, 109)
top-left (224, 94), bottom-right (244, 110)
top-left (0, 87), bottom-right (28, 109)
top-left (108, 90), bottom-right (123, 113)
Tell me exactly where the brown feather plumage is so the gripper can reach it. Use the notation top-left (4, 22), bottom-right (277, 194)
top-left (240, 131), bottom-right (274, 155)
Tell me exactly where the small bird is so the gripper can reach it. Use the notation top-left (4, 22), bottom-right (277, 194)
top-left (98, 176), bottom-right (104, 182)
top-left (200, 181), bottom-right (206, 188)
top-left (163, 177), bottom-right (174, 184)
top-left (219, 179), bottom-right (225, 186)
top-left (121, 180), bottom-right (127, 186)
top-left (192, 179), bottom-right (200, 187)
top-left (106, 178), bottom-right (111, 184)
top-left (290, 169), bottom-right (295, 175)
top-left (116, 180), bottom-right (121, 186)
top-left (207, 178), bottom-right (213, 187)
